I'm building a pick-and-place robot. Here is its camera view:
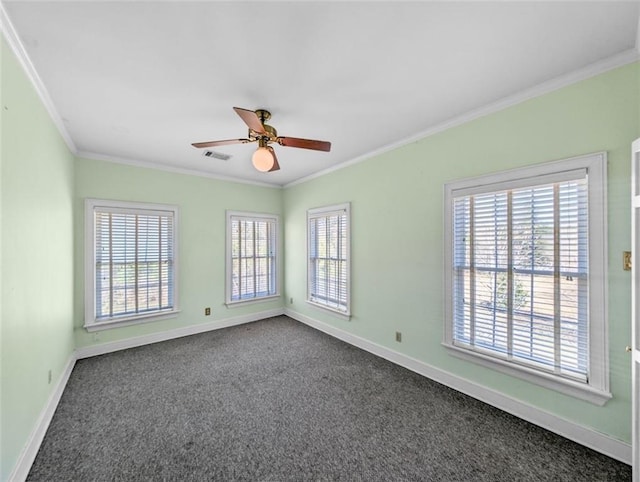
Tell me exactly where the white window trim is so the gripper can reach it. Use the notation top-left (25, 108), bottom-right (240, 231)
top-left (443, 152), bottom-right (610, 405)
top-left (225, 211), bottom-right (280, 307)
top-left (307, 202), bottom-right (351, 319)
top-left (84, 198), bottom-right (180, 331)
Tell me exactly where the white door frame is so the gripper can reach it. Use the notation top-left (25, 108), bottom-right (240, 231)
top-left (631, 137), bottom-right (640, 480)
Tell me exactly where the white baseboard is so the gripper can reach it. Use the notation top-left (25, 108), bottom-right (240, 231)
top-left (9, 307), bottom-right (630, 482)
top-left (75, 308), bottom-right (284, 359)
top-left (285, 308), bottom-right (632, 465)
top-left (9, 308), bottom-right (285, 481)
top-left (8, 354), bottom-right (76, 482)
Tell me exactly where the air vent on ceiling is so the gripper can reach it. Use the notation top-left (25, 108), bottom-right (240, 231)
top-left (203, 150), bottom-right (231, 161)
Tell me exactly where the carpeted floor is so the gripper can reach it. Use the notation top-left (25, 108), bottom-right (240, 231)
top-left (28, 315), bottom-right (631, 481)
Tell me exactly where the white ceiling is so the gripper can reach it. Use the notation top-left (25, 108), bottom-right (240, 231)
top-left (2, 1), bottom-right (639, 187)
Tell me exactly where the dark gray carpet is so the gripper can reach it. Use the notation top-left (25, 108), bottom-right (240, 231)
top-left (28, 316), bottom-right (630, 481)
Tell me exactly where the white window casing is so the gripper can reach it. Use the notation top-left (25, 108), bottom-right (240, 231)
top-left (84, 199), bottom-right (180, 331)
top-left (225, 211), bottom-right (279, 306)
top-left (307, 203), bottom-right (351, 319)
top-left (443, 152), bottom-right (610, 405)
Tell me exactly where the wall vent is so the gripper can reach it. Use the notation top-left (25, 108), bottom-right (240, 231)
top-left (203, 150), bottom-right (231, 161)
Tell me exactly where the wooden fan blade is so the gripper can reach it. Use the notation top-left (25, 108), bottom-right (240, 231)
top-left (191, 138), bottom-right (251, 149)
top-left (233, 107), bottom-right (266, 135)
top-left (278, 137), bottom-right (331, 152)
top-left (267, 147), bottom-right (280, 172)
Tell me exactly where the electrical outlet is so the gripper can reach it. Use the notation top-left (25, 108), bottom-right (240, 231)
top-left (205, 307), bottom-right (211, 316)
top-left (92, 332), bottom-right (100, 342)
top-left (47, 369), bottom-right (52, 384)
top-left (289, 298), bottom-right (293, 304)
top-left (623, 251), bottom-right (632, 271)
top-left (395, 331), bottom-right (402, 343)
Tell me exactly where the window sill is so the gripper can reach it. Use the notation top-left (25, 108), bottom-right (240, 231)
top-left (84, 310), bottom-right (181, 332)
top-left (443, 342), bottom-right (612, 406)
top-left (306, 300), bottom-right (351, 321)
top-left (225, 294), bottom-right (281, 308)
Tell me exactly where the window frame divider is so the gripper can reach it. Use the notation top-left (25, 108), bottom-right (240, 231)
top-left (225, 210), bottom-right (280, 306)
top-left (306, 202), bottom-right (351, 318)
top-left (442, 152), bottom-right (610, 404)
top-left (84, 198), bottom-right (180, 331)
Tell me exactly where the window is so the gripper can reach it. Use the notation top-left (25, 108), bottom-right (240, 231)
top-left (443, 153), bottom-right (609, 405)
top-left (307, 203), bottom-right (350, 317)
top-left (226, 211), bottom-right (278, 305)
top-left (84, 199), bottom-right (179, 331)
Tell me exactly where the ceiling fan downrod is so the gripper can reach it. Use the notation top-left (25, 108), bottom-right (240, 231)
top-left (254, 109), bottom-right (271, 123)
top-left (252, 109), bottom-right (277, 141)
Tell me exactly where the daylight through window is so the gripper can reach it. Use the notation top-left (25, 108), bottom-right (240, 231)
top-left (308, 203), bottom-right (350, 316)
top-left (452, 179), bottom-right (588, 379)
top-left (443, 153), bottom-right (609, 404)
top-left (85, 199), bottom-right (178, 330)
top-left (227, 212), bottom-right (278, 304)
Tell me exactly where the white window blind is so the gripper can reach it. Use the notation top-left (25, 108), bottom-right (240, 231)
top-left (452, 178), bottom-right (588, 380)
top-left (227, 212), bottom-right (278, 304)
top-left (85, 200), bottom-right (178, 330)
top-left (308, 203), bottom-right (350, 315)
top-left (444, 152), bottom-right (610, 405)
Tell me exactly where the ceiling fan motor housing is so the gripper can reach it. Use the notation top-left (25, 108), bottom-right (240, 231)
top-left (191, 106), bottom-right (331, 156)
top-left (251, 122), bottom-right (277, 142)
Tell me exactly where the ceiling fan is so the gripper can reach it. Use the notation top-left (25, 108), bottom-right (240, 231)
top-left (191, 107), bottom-right (331, 172)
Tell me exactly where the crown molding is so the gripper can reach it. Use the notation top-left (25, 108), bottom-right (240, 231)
top-left (0, 2), bottom-right (77, 154)
top-left (76, 150), bottom-right (282, 189)
top-left (1, 5), bottom-right (277, 190)
top-left (285, 47), bottom-right (640, 189)
top-left (3, 0), bottom-right (638, 191)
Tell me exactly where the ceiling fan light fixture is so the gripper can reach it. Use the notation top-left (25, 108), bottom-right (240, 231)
top-left (252, 144), bottom-right (275, 172)
top-left (193, 107), bottom-right (331, 173)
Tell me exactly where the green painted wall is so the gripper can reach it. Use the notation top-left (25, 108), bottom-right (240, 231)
top-left (73, 159), bottom-right (284, 349)
top-left (2, 33), bottom-right (284, 477)
top-left (2, 25), bottom-right (638, 478)
top-left (283, 62), bottom-right (640, 443)
top-left (1, 37), bottom-right (75, 480)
